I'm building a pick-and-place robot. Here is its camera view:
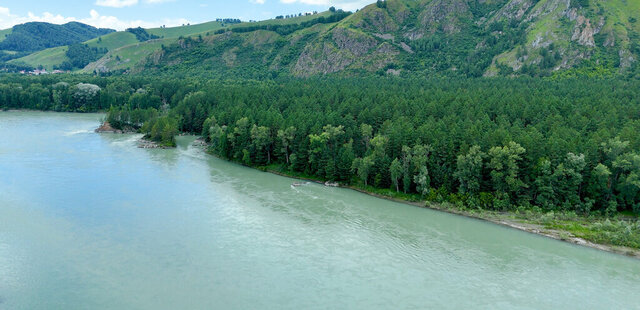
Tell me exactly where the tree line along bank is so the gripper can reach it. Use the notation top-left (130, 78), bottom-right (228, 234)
top-left (1, 74), bottom-right (640, 216)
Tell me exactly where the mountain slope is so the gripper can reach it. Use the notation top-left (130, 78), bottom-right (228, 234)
top-left (10, 0), bottom-right (640, 77)
top-left (139, 0), bottom-right (640, 78)
top-left (0, 22), bottom-right (114, 52)
top-left (8, 21), bottom-right (227, 71)
top-left (0, 28), bottom-right (11, 42)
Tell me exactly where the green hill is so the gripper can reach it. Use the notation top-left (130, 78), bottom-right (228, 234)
top-left (0, 28), bottom-right (11, 42)
top-left (9, 0), bottom-right (640, 77)
top-left (9, 46), bottom-right (69, 69)
top-left (8, 20), bottom-right (227, 71)
top-left (138, 0), bottom-right (640, 78)
top-left (0, 22), bottom-right (113, 52)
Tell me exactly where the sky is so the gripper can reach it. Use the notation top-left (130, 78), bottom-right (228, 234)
top-left (0, 0), bottom-right (375, 30)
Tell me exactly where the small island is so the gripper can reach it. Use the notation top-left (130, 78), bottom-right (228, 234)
top-left (97, 108), bottom-right (179, 148)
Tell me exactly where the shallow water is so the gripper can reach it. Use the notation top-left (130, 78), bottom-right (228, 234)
top-left (1, 111), bottom-right (639, 309)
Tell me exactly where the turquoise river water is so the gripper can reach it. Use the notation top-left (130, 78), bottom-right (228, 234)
top-left (0, 111), bottom-right (639, 309)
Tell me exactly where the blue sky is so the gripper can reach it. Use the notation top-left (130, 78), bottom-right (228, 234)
top-left (0, 0), bottom-right (374, 30)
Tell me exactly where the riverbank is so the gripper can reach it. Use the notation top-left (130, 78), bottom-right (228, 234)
top-left (256, 162), bottom-right (640, 259)
top-left (95, 121), bottom-right (138, 134)
top-left (128, 137), bottom-right (640, 258)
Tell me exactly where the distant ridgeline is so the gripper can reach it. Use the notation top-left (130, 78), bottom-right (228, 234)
top-left (138, 0), bottom-right (640, 79)
top-left (214, 10), bottom-right (351, 36)
top-left (0, 22), bottom-right (114, 52)
top-left (6, 0), bottom-right (640, 78)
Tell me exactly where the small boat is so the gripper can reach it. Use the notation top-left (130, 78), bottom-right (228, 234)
top-left (291, 182), bottom-right (309, 187)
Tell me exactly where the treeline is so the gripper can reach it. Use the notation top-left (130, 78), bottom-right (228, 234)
top-left (114, 77), bottom-right (640, 216)
top-left (189, 79), bottom-right (640, 216)
top-left (216, 18), bottom-right (242, 24)
top-left (214, 11), bottom-right (351, 36)
top-left (0, 74), bottom-right (165, 112)
top-left (56, 43), bottom-right (108, 70)
top-left (0, 22), bottom-right (113, 52)
top-left (126, 27), bottom-right (160, 42)
top-left (2, 75), bottom-right (640, 215)
top-left (0, 51), bottom-right (30, 63)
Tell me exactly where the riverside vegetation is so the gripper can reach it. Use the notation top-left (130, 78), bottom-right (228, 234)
top-left (1, 74), bottom-right (639, 252)
top-left (2, 0), bottom-right (640, 255)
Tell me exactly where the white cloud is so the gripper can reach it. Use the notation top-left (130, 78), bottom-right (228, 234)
top-left (250, 0), bottom-right (266, 4)
top-left (0, 7), bottom-right (191, 31)
top-left (144, 0), bottom-right (177, 4)
top-left (95, 0), bottom-right (175, 8)
top-left (95, 0), bottom-right (139, 8)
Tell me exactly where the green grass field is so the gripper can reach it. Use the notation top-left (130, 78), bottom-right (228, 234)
top-left (85, 31), bottom-right (139, 50)
top-left (8, 46), bottom-right (68, 70)
top-left (82, 39), bottom-right (172, 73)
top-left (147, 20), bottom-right (224, 38)
top-left (11, 20), bottom-right (227, 71)
top-left (228, 11), bottom-right (334, 29)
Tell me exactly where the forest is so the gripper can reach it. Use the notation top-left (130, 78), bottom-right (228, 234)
top-left (1, 74), bottom-right (640, 218)
top-left (57, 44), bottom-right (109, 70)
top-left (0, 22), bottom-right (114, 52)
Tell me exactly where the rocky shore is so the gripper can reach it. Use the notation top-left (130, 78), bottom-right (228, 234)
top-left (95, 121), bottom-right (123, 133)
top-left (137, 138), bottom-right (173, 149)
top-left (95, 121), bottom-right (137, 134)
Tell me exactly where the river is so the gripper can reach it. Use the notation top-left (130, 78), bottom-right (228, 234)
top-left (1, 111), bottom-right (639, 309)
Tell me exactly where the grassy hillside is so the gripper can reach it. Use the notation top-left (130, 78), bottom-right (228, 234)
top-left (137, 11), bottom-right (352, 77)
top-left (9, 0), bottom-right (640, 77)
top-left (83, 13), bottom-right (346, 73)
top-left (85, 31), bottom-right (139, 50)
top-left (0, 28), bottom-right (11, 42)
top-left (9, 20), bottom-right (226, 72)
top-left (0, 22), bottom-right (113, 52)
top-left (83, 38), bottom-right (172, 73)
top-left (147, 21), bottom-right (223, 38)
top-left (228, 11), bottom-right (334, 28)
top-left (10, 46), bottom-right (69, 70)
top-left (145, 0), bottom-right (639, 78)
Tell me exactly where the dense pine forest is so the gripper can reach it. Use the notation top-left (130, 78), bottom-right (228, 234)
top-left (2, 74), bottom-right (640, 218)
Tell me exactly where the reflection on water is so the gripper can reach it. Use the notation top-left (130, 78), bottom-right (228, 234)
top-left (1, 111), bottom-right (640, 310)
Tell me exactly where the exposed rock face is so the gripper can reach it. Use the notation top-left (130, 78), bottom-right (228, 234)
top-left (95, 121), bottom-right (125, 133)
top-left (138, 139), bottom-right (173, 149)
top-left (132, 0), bottom-right (639, 78)
top-left (418, 0), bottom-right (471, 35)
top-left (294, 43), bottom-right (351, 77)
top-left (619, 49), bottom-right (636, 69)
top-left (293, 27), bottom-right (378, 77)
top-left (332, 28), bottom-right (377, 55)
top-left (356, 9), bottom-right (399, 33)
top-left (400, 42), bottom-right (414, 54)
top-left (494, 0), bottom-right (535, 21)
top-left (572, 16), bottom-right (596, 47)
top-left (604, 32), bottom-right (615, 47)
top-left (222, 48), bottom-right (238, 67)
top-left (571, 15), bottom-right (605, 47)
